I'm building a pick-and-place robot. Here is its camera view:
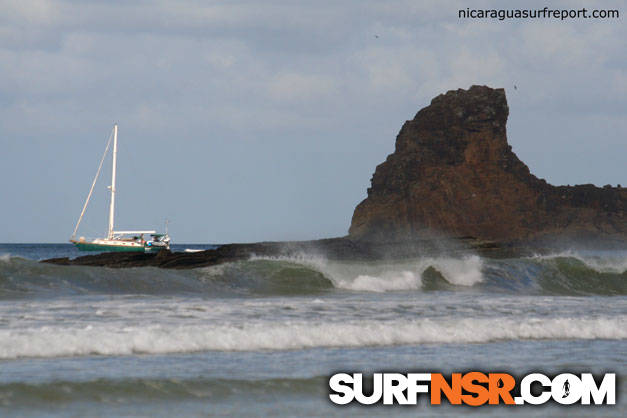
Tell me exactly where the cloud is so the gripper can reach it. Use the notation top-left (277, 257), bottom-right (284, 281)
top-left (0, 0), bottom-right (625, 241)
top-left (267, 72), bottom-right (337, 103)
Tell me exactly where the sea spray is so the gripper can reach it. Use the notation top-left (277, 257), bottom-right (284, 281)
top-left (248, 253), bottom-right (484, 292)
top-left (531, 250), bottom-right (627, 274)
top-left (428, 255), bottom-right (484, 286)
top-left (347, 271), bottom-right (421, 292)
top-left (2, 253), bottom-right (626, 298)
top-left (1, 244), bottom-right (626, 416)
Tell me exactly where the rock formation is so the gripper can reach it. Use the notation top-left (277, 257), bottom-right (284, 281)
top-left (43, 236), bottom-right (518, 269)
top-left (43, 85), bottom-right (625, 269)
top-left (349, 85), bottom-right (626, 243)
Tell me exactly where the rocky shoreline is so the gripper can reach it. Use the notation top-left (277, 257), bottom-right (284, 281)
top-left (43, 236), bottom-right (532, 269)
top-left (43, 85), bottom-right (625, 269)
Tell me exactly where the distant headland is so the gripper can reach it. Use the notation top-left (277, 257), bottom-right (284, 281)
top-left (44, 85), bottom-right (626, 268)
top-left (350, 85), bottom-right (625, 243)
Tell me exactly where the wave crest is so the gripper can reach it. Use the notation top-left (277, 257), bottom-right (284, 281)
top-left (249, 254), bottom-right (484, 292)
top-left (1, 251), bottom-right (625, 298)
top-left (532, 251), bottom-right (627, 274)
top-left (0, 316), bottom-right (624, 359)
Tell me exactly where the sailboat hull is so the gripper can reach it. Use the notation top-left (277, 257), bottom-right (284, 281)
top-left (70, 125), bottom-right (172, 251)
top-left (73, 242), bottom-right (146, 252)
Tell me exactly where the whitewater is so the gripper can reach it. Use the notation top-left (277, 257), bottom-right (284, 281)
top-left (0, 243), bottom-right (625, 416)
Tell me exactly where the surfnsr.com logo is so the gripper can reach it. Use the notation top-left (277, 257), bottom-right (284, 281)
top-left (329, 372), bottom-right (616, 406)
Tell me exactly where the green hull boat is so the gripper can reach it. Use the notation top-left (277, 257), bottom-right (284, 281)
top-left (69, 124), bottom-right (171, 253)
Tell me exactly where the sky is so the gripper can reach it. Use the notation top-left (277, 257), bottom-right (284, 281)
top-left (0, 0), bottom-right (625, 243)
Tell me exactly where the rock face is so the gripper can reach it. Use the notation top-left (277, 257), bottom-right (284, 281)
top-left (42, 85), bottom-right (625, 270)
top-left (349, 85), bottom-right (626, 243)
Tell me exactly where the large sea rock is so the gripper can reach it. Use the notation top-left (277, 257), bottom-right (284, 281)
top-left (349, 85), bottom-right (626, 243)
top-left (44, 85), bottom-right (625, 269)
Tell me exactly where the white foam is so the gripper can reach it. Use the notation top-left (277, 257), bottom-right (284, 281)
top-left (0, 316), bottom-right (624, 359)
top-left (424, 255), bottom-right (484, 286)
top-left (247, 254), bottom-right (484, 292)
top-left (0, 253), bottom-right (11, 263)
top-left (344, 271), bottom-right (421, 292)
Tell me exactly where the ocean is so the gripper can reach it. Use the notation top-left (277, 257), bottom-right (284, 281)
top-left (0, 243), bottom-right (625, 416)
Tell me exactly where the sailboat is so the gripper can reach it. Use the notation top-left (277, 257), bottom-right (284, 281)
top-left (70, 124), bottom-right (171, 252)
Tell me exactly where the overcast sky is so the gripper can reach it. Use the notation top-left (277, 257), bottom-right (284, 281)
top-left (1, 0), bottom-right (625, 243)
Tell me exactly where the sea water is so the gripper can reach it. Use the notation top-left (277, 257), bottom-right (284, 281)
top-left (0, 244), bottom-right (625, 416)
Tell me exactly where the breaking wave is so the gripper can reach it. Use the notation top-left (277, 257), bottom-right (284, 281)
top-left (0, 316), bottom-right (624, 359)
top-left (1, 250), bottom-right (625, 299)
top-left (531, 251), bottom-right (627, 274)
top-left (250, 254), bottom-right (484, 292)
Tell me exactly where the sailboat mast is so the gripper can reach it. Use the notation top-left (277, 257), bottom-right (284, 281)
top-left (108, 124), bottom-right (118, 239)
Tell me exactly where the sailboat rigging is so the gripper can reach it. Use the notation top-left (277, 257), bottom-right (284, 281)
top-left (70, 124), bottom-right (171, 252)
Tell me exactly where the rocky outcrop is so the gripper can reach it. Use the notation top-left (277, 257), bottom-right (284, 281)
top-left (43, 85), bottom-right (625, 270)
top-left (349, 85), bottom-right (626, 243)
top-left (43, 237), bottom-right (523, 269)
